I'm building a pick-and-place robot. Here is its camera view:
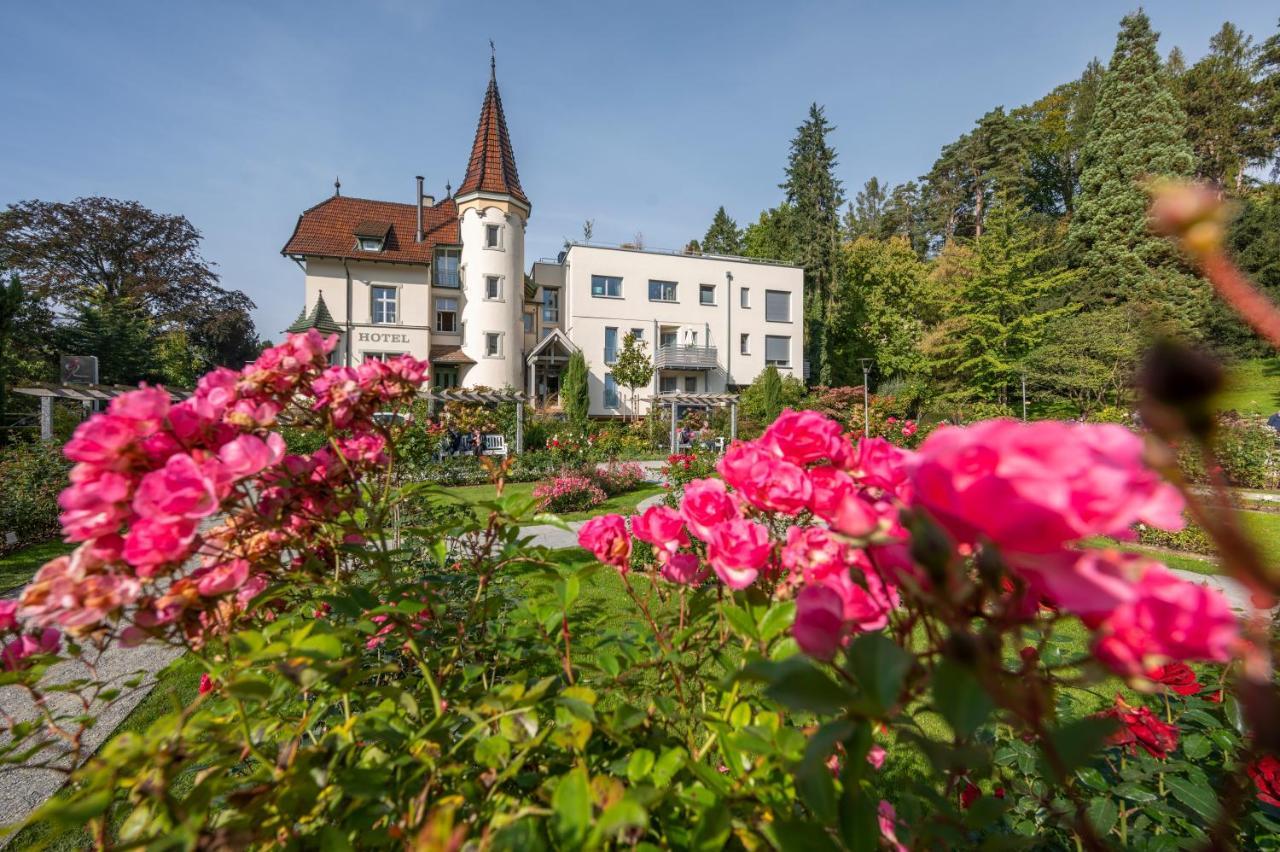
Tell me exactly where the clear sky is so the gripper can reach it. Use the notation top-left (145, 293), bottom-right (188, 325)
top-left (2, 1), bottom-right (1276, 338)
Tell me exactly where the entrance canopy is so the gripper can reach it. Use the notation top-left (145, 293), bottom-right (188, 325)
top-left (641, 391), bottom-right (740, 454)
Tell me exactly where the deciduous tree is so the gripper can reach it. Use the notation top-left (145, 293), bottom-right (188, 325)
top-left (610, 332), bottom-right (653, 421)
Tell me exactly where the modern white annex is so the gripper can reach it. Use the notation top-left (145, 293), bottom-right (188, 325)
top-left (281, 62), bottom-right (803, 417)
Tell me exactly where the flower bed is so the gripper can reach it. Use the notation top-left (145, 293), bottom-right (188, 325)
top-left (532, 474), bottom-right (607, 513)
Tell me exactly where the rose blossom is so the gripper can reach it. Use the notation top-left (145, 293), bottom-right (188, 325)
top-left (781, 525), bottom-right (850, 582)
top-left (0, 600), bottom-right (16, 632)
top-left (577, 514), bottom-right (631, 572)
top-left (631, 505), bottom-right (689, 554)
top-left (1249, 755), bottom-right (1280, 808)
top-left (132, 453), bottom-right (220, 521)
top-left (1147, 662), bottom-right (1201, 696)
top-left (878, 801), bottom-right (908, 852)
top-left (793, 584), bottom-right (848, 660)
top-left (679, 479), bottom-right (740, 542)
top-left (218, 433), bottom-right (287, 479)
top-left (758, 409), bottom-right (848, 465)
top-left (196, 559), bottom-right (251, 596)
top-left (1, 628), bottom-right (61, 671)
top-left (122, 517), bottom-right (199, 575)
top-left (658, 551), bottom-right (706, 586)
top-left (706, 517), bottom-right (771, 589)
top-left (1104, 698), bottom-right (1179, 759)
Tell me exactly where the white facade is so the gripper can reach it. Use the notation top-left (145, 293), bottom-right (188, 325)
top-left (532, 244), bottom-right (804, 416)
top-left (301, 258), bottom-right (432, 365)
top-left (456, 200), bottom-right (526, 388)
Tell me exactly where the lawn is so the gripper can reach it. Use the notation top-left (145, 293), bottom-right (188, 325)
top-left (1219, 357), bottom-right (1280, 415)
top-left (438, 481), bottom-right (666, 523)
top-left (0, 539), bottom-right (73, 595)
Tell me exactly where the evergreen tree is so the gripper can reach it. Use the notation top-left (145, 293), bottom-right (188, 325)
top-left (1069, 11), bottom-right (1197, 315)
top-left (844, 178), bottom-right (888, 239)
top-left (610, 332), bottom-right (653, 421)
top-left (928, 200), bottom-right (1077, 404)
top-left (1018, 59), bottom-right (1104, 216)
top-left (701, 207), bottom-right (743, 255)
top-left (1259, 23), bottom-right (1280, 175)
top-left (58, 291), bottom-right (159, 386)
top-left (560, 350), bottom-right (590, 431)
top-left (1176, 22), bottom-right (1268, 190)
top-left (0, 272), bottom-right (22, 439)
top-left (758, 365), bottom-right (784, 422)
top-left (881, 182), bottom-right (929, 256)
top-left (782, 104), bottom-right (844, 385)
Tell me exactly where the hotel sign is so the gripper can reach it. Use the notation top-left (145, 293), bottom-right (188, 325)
top-left (357, 332), bottom-right (410, 344)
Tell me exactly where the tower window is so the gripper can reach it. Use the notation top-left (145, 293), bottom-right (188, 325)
top-left (484, 332), bottom-right (502, 357)
top-left (485, 224), bottom-right (501, 248)
top-left (484, 275), bottom-right (502, 300)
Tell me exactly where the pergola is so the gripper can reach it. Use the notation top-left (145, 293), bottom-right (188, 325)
top-left (13, 384), bottom-right (192, 440)
top-left (642, 391), bottom-right (739, 454)
top-left (422, 387), bottom-right (531, 453)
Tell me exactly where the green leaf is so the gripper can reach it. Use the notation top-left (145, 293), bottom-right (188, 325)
top-left (846, 633), bottom-right (911, 715)
top-left (295, 633), bottom-right (343, 660)
top-left (627, 748), bottom-right (655, 783)
top-left (1166, 775), bottom-right (1221, 823)
top-left (932, 659), bottom-right (993, 739)
top-left (594, 797), bottom-right (647, 839)
top-left (556, 576), bottom-right (580, 610)
top-left (1087, 797), bottom-right (1119, 835)
top-left (1182, 733), bottom-right (1211, 760)
top-left (770, 818), bottom-right (842, 852)
top-left (651, 747), bottom-right (686, 788)
top-left (723, 604), bottom-right (760, 640)
top-left (1039, 716), bottom-right (1116, 782)
top-left (1077, 767), bottom-right (1108, 791)
top-left (795, 720), bottom-right (854, 823)
top-left (551, 768), bottom-right (591, 848)
top-left (690, 803), bottom-right (732, 851)
top-left (225, 676), bottom-right (273, 702)
top-left (475, 735), bottom-right (511, 769)
top-left (741, 656), bottom-right (852, 715)
top-left (759, 600), bottom-right (796, 643)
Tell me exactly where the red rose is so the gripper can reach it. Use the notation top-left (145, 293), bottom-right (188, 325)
top-left (960, 782), bottom-right (981, 810)
top-left (1103, 698), bottom-right (1179, 759)
top-left (1147, 662), bottom-right (1201, 696)
top-left (1249, 755), bottom-right (1280, 808)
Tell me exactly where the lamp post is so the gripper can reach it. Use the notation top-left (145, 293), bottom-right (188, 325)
top-left (1021, 373), bottom-right (1028, 422)
top-left (860, 358), bottom-right (873, 438)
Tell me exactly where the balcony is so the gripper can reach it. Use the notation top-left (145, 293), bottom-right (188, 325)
top-left (655, 343), bottom-right (718, 371)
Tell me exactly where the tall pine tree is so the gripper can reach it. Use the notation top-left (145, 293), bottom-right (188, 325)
top-left (701, 207), bottom-right (743, 255)
top-left (782, 104), bottom-right (844, 385)
top-left (929, 200), bottom-right (1076, 405)
top-left (1069, 11), bottom-right (1198, 321)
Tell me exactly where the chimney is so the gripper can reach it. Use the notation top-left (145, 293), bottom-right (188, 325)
top-left (415, 175), bottom-right (424, 243)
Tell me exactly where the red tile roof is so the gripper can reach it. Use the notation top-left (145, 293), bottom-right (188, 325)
top-left (281, 195), bottom-right (460, 264)
top-left (456, 75), bottom-right (528, 207)
top-left (430, 344), bottom-right (476, 365)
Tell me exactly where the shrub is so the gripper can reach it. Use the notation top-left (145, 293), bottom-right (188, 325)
top-left (532, 474), bottom-right (606, 513)
top-left (592, 461), bottom-right (646, 496)
top-left (1178, 415), bottom-right (1280, 489)
top-left (0, 439), bottom-right (69, 552)
top-left (1136, 514), bottom-right (1215, 554)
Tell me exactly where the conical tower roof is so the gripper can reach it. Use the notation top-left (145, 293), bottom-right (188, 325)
top-left (286, 291), bottom-right (342, 335)
top-left (456, 63), bottom-right (528, 208)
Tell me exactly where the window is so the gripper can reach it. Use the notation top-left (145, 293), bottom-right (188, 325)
top-left (371, 286), bottom-right (397, 324)
top-left (630, 328), bottom-right (645, 343)
top-left (485, 224), bottom-right (500, 248)
top-left (684, 376), bottom-right (697, 392)
top-left (659, 329), bottom-right (677, 348)
top-left (542, 288), bottom-right (560, 322)
top-left (604, 374), bottom-right (619, 408)
top-left (436, 297), bottom-right (458, 333)
top-left (591, 275), bottom-right (622, 298)
top-left (434, 249), bottom-right (461, 288)
top-left (523, 312), bottom-right (533, 333)
top-left (686, 330), bottom-right (698, 346)
top-left (660, 376), bottom-right (678, 393)
top-left (765, 335), bottom-right (791, 367)
top-left (357, 236), bottom-right (384, 252)
top-left (604, 327), bottom-right (618, 364)
top-left (765, 290), bottom-right (791, 322)
top-left (648, 280), bottom-right (677, 302)
top-left (699, 284), bottom-right (716, 305)
top-left (740, 333), bottom-right (750, 355)
top-left (740, 287), bottom-right (750, 308)
top-left (362, 351), bottom-right (404, 362)
top-left (484, 275), bottom-right (501, 300)
top-left (484, 332), bottom-right (502, 357)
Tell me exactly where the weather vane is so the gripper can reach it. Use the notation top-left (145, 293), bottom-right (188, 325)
top-left (489, 39), bottom-right (496, 79)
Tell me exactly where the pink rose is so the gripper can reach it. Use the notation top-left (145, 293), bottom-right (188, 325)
top-left (132, 453), bottom-right (219, 521)
top-left (759, 409), bottom-right (847, 465)
top-left (826, 490), bottom-right (882, 538)
top-left (64, 415), bottom-right (137, 467)
top-left (680, 479), bottom-right (740, 541)
top-left (808, 465), bottom-right (855, 518)
top-left (577, 514), bottom-right (632, 571)
top-left (631, 505), bottom-right (689, 554)
top-left (1, 628), bottom-right (61, 671)
top-left (707, 517), bottom-right (771, 589)
top-left (1092, 564), bottom-right (1238, 677)
top-left (0, 600), bottom-right (18, 632)
top-left (218, 433), bottom-right (287, 479)
top-left (867, 744), bottom-right (887, 770)
top-left (716, 441), bottom-right (774, 510)
top-left (659, 551), bottom-right (706, 585)
top-left (781, 525), bottom-right (850, 582)
top-left (122, 517), bottom-right (198, 575)
top-left (198, 673), bottom-right (215, 695)
top-left (823, 560), bottom-right (899, 632)
top-left (756, 458), bottom-right (813, 515)
top-left (108, 385), bottom-right (171, 424)
top-left (793, 584), bottom-right (847, 660)
top-left (848, 437), bottom-right (914, 497)
top-left (196, 559), bottom-right (250, 596)
top-left (878, 800), bottom-right (908, 852)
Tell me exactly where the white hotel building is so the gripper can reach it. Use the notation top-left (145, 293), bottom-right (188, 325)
top-left (281, 64), bottom-right (803, 417)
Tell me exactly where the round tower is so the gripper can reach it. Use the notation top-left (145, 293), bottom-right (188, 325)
top-left (455, 59), bottom-right (530, 390)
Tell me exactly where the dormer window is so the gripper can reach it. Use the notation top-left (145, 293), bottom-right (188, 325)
top-left (353, 220), bottom-right (391, 253)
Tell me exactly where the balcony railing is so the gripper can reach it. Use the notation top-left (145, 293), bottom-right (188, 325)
top-left (655, 344), bottom-right (718, 371)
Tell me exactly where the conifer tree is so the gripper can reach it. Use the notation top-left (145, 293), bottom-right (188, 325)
top-left (1069, 11), bottom-right (1197, 313)
top-left (930, 200), bottom-right (1076, 404)
top-left (0, 272), bottom-right (22, 438)
top-left (844, 178), bottom-right (888, 239)
top-left (701, 207), bottom-right (742, 255)
top-left (560, 350), bottom-right (590, 431)
top-left (782, 104), bottom-right (844, 385)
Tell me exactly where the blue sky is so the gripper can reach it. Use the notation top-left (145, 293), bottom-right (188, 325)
top-left (2, 1), bottom-right (1276, 337)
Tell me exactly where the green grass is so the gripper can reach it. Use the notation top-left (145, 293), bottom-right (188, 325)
top-left (0, 540), bottom-right (74, 594)
top-left (439, 481), bottom-right (665, 523)
top-left (1218, 357), bottom-right (1280, 415)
